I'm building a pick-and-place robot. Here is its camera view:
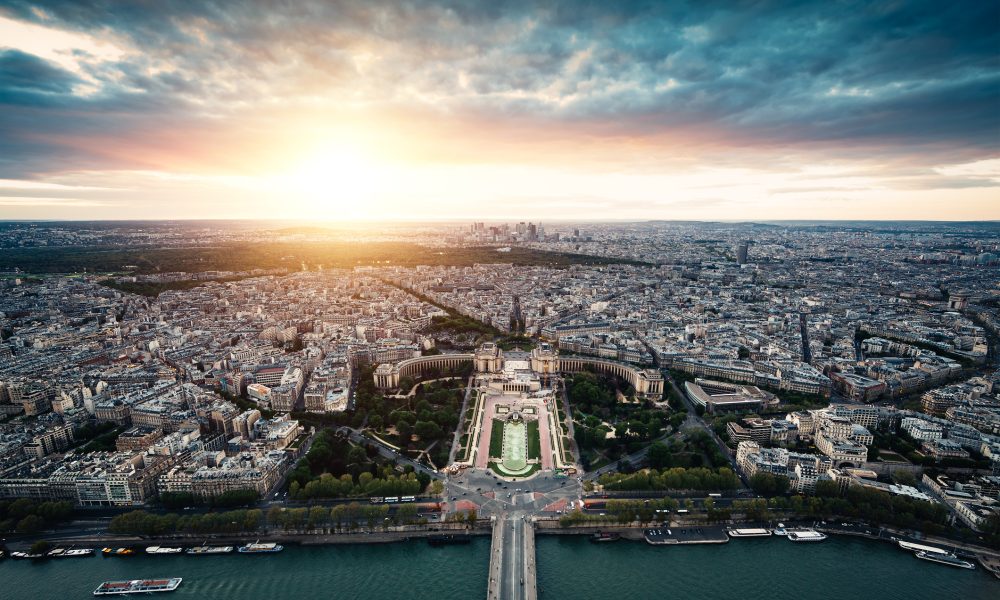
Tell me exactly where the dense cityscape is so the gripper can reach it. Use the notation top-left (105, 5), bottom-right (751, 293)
top-left (2, 0), bottom-right (998, 597)
top-left (0, 219), bottom-right (998, 596)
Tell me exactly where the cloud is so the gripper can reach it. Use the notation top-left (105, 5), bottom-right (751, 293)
top-left (0, 195), bottom-right (108, 206)
top-left (0, 0), bottom-right (996, 219)
top-left (0, 48), bottom-right (80, 94)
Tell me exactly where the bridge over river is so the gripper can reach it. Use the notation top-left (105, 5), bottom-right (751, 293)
top-left (487, 514), bottom-right (537, 600)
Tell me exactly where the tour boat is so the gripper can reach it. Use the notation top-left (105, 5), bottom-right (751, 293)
top-left (914, 551), bottom-right (975, 569)
top-left (49, 547), bottom-right (94, 558)
top-left (772, 523), bottom-right (788, 536)
top-left (726, 528), bottom-right (772, 538)
top-left (786, 529), bottom-right (827, 542)
top-left (93, 578), bottom-right (182, 595)
top-left (237, 541), bottom-right (283, 553)
top-left (897, 540), bottom-right (949, 555)
top-left (145, 545), bottom-right (183, 555)
top-left (185, 544), bottom-right (233, 555)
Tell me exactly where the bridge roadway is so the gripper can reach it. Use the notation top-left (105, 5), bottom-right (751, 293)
top-left (486, 514), bottom-right (537, 600)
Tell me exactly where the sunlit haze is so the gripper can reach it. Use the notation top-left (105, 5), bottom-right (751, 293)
top-left (0, 1), bottom-right (997, 221)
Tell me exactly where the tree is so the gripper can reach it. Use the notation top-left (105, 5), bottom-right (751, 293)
top-left (348, 445), bottom-right (368, 465)
top-left (398, 376), bottom-right (416, 393)
top-left (648, 442), bottom-right (672, 469)
top-left (814, 480), bottom-right (841, 498)
top-left (29, 540), bottom-right (51, 555)
top-left (749, 472), bottom-right (790, 497)
top-left (414, 420), bottom-right (442, 440)
top-left (16, 514), bottom-right (45, 533)
top-left (369, 414), bottom-right (384, 431)
top-left (397, 421), bottom-right (414, 443)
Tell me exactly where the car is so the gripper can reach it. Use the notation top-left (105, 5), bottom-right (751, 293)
top-left (451, 496), bottom-right (457, 500)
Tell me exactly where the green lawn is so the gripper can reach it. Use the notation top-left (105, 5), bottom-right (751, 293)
top-left (527, 420), bottom-right (541, 460)
top-left (489, 420), bottom-right (505, 458)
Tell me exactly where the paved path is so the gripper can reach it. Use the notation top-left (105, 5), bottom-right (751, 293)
top-left (448, 375), bottom-right (477, 465)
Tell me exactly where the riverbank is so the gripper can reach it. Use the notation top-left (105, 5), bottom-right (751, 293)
top-left (11, 516), bottom-right (1000, 561)
top-left (6, 535), bottom-right (992, 600)
top-left (8, 525), bottom-right (491, 552)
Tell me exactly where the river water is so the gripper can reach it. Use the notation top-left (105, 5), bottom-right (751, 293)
top-left (1, 535), bottom-right (995, 599)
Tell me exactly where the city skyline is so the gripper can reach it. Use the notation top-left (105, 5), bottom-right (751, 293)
top-left (1, 1), bottom-right (998, 221)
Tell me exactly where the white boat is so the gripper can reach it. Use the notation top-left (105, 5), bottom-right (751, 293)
top-left (185, 545), bottom-right (233, 555)
top-left (727, 528), bottom-right (772, 538)
top-left (237, 541), bottom-right (283, 553)
top-left (145, 546), bottom-right (183, 555)
top-left (93, 578), bottom-right (182, 595)
top-left (49, 547), bottom-right (94, 558)
top-left (914, 551), bottom-right (975, 569)
top-left (772, 523), bottom-right (788, 536)
top-left (787, 529), bottom-right (827, 542)
top-left (897, 540), bottom-right (950, 555)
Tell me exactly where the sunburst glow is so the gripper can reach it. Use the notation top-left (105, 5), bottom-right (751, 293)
top-left (278, 144), bottom-right (385, 220)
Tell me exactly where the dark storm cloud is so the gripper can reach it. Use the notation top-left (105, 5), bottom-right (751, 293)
top-left (0, 48), bottom-right (80, 95)
top-left (0, 0), bottom-right (997, 178)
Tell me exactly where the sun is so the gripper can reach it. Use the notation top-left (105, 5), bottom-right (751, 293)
top-left (282, 143), bottom-right (382, 220)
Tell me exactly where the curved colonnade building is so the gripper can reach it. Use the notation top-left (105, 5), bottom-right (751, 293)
top-left (374, 342), bottom-right (664, 399)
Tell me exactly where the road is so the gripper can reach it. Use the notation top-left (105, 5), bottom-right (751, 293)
top-left (444, 468), bottom-right (582, 518)
top-left (799, 312), bottom-right (812, 363)
top-left (487, 513), bottom-right (536, 600)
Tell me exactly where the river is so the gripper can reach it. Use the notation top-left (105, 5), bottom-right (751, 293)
top-left (1, 535), bottom-right (995, 599)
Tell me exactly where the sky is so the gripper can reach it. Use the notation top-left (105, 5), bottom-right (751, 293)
top-left (0, 0), bottom-right (998, 222)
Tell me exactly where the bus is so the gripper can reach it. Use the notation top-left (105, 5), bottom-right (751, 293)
top-left (676, 509), bottom-right (689, 514)
top-left (369, 497), bottom-right (384, 504)
top-left (401, 496), bottom-right (416, 503)
top-left (384, 497), bottom-right (399, 503)
top-left (708, 493), bottom-right (722, 499)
